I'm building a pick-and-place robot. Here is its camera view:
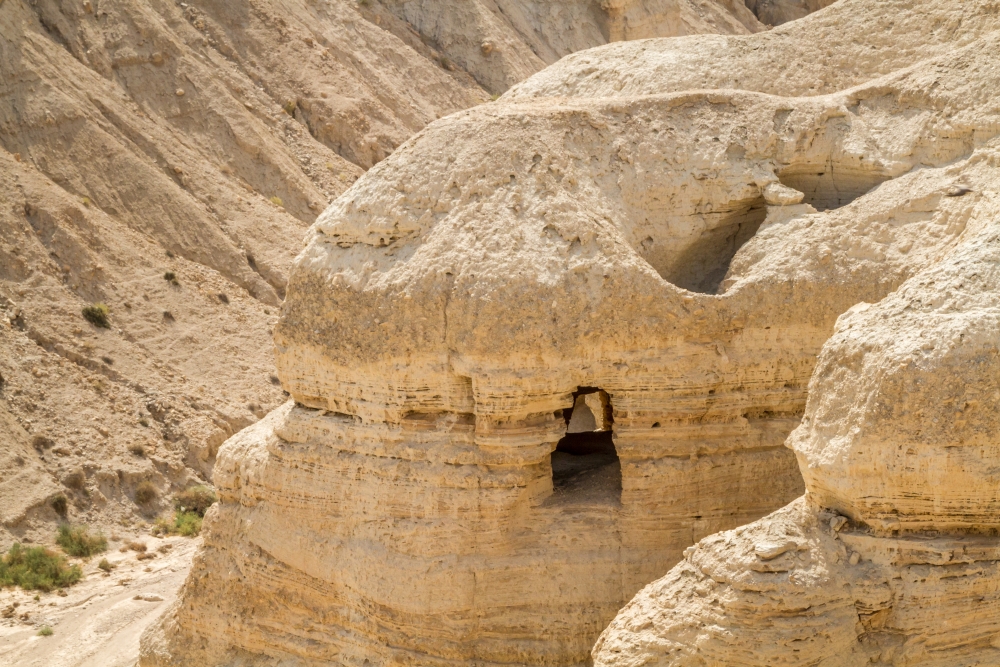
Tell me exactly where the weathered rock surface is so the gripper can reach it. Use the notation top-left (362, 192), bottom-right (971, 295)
top-left (141, 0), bottom-right (999, 665)
top-left (594, 190), bottom-right (1000, 664)
top-left (376, 0), bottom-right (763, 93)
top-left (0, 0), bottom-right (773, 545)
top-left (589, 3), bottom-right (1000, 666)
top-left (744, 0), bottom-right (838, 25)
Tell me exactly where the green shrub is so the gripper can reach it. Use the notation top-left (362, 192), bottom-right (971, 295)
top-left (38, 626), bottom-right (54, 636)
top-left (57, 524), bottom-right (107, 558)
top-left (269, 195), bottom-right (284, 207)
top-left (173, 486), bottom-right (217, 517)
top-left (97, 558), bottom-right (114, 572)
top-left (128, 443), bottom-right (146, 457)
top-left (135, 481), bottom-right (158, 505)
top-left (0, 544), bottom-right (82, 591)
top-left (174, 511), bottom-right (204, 536)
top-left (82, 303), bottom-right (110, 328)
top-left (163, 271), bottom-right (179, 286)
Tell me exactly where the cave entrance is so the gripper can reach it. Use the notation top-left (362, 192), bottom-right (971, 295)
top-left (551, 388), bottom-right (622, 502)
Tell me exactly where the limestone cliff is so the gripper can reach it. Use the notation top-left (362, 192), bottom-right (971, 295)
top-left (0, 0), bottom-right (768, 545)
top-left (744, 0), bottom-right (837, 25)
top-left (593, 152), bottom-right (1000, 663)
top-left (140, 0), bottom-right (1000, 665)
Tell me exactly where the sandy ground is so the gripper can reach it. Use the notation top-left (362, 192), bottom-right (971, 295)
top-left (0, 535), bottom-right (198, 667)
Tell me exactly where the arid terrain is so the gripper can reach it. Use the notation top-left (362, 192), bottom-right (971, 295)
top-left (0, 0), bottom-right (789, 549)
top-left (21, 1), bottom-right (998, 666)
top-left (137, 0), bottom-right (1000, 664)
top-left (0, 534), bottom-right (197, 666)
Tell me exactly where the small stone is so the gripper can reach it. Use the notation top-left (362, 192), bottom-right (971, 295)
top-left (763, 182), bottom-right (805, 206)
top-left (755, 540), bottom-right (797, 560)
top-left (849, 552), bottom-right (861, 566)
top-left (829, 516), bottom-right (848, 532)
top-left (175, 89), bottom-right (185, 97)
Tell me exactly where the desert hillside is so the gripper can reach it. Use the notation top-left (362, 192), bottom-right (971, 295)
top-left (137, 0), bottom-right (1000, 666)
top-left (0, 0), bottom-right (783, 549)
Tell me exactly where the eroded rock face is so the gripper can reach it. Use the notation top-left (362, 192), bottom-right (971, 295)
top-left (142, 0), bottom-right (1000, 665)
top-left (589, 3), bottom-right (1000, 665)
top-left (378, 0), bottom-right (763, 94)
top-left (594, 184), bottom-right (1000, 663)
top-left (744, 0), bottom-right (838, 25)
top-left (0, 0), bottom-right (811, 546)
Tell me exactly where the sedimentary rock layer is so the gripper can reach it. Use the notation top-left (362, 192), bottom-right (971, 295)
top-left (593, 148), bottom-right (1000, 663)
top-left (0, 0), bottom-right (776, 544)
top-left (589, 3), bottom-right (1000, 665)
top-left (142, 0), bottom-right (1000, 665)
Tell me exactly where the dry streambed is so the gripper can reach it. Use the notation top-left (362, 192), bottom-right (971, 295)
top-left (0, 535), bottom-right (197, 667)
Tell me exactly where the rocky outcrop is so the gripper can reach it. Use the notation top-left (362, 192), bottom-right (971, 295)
top-left (586, 4), bottom-right (1000, 666)
top-left (593, 165), bottom-right (1000, 663)
top-left (141, 0), bottom-right (1000, 664)
top-left (0, 0), bottom-right (779, 545)
top-left (506, 0), bottom-right (1000, 101)
top-left (374, 0), bottom-right (763, 93)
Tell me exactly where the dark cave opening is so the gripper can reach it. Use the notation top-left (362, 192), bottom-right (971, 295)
top-left (550, 388), bottom-right (622, 500)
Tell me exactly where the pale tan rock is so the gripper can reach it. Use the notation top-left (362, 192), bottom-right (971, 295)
top-left (507, 0), bottom-right (1000, 101)
top-left (379, 0), bottom-right (763, 94)
top-left (143, 3), bottom-right (997, 665)
top-left (142, 0), bottom-right (1000, 664)
top-left (589, 3), bottom-right (1000, 664)
top-left (0, 0), bottom-right (798, 546)
top-left (744, 0), bottom-right (838, 25)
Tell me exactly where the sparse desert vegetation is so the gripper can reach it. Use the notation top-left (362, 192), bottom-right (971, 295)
top-left (134, 481), bottom-right (158, 505)
top-left (153, 486), bottom-right (218, 537)
top-left (0, 543), bottom-right (82, 591)
top-left (81, 303), bottom-right (110, 328)
top-left (56, 524), bottom-right (108, 558)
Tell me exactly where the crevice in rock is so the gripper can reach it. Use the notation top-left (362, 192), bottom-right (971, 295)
top-left (778, 163), bottom-right (890, 211)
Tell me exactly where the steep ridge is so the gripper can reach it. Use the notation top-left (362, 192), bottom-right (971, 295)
top-left (140, 1), bottom-right (1000, 665)
top-left (374, 0), bottom-right (763, 93)
top-left (0, 0), bottom-right (768, 546)
top-left (507, 0), bottom-right (1000, 100)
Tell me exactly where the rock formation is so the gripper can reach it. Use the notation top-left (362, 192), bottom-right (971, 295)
top-left (141, 0), bottom-right (1000, 665)
top-left (0, 0), bottom-right (773, 545)
top-left (580, 2), bottom-right (1000, 665)
top-left (593, 182), bottom-right (1000, 664)
top-left (375, 0), bottom-right (763, 93)
top-left (744, 0), bottom-right (837, 25)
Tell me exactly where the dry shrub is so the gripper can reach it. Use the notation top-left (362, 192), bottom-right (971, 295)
top-left (173, 486), bottom-right (217, 517)
top-left (135, 481), bottom-right (157, 505)
top-left (0, 544), bottom-right (82, 591)
top-left (50, 495), bottom-right (68, 517)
